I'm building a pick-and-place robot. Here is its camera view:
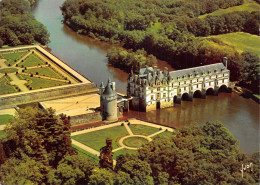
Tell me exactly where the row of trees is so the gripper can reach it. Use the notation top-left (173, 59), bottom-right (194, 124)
top-left (107, 48), bottom-right (156, 73)
top-left (0, 0), bottom-right (50, 47)
top-left (61, 0), bottom-right (259, 93)
top-left (0, 108), bottom-right (259, 184)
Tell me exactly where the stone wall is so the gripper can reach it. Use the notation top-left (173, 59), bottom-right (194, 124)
top-left (70, 112), bottom-right (102, 126)
top-left (0, 82), bottom-right (98, 109)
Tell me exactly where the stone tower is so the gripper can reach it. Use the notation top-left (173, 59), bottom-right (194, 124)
top-left (100, 79), bottom-right (118, 121)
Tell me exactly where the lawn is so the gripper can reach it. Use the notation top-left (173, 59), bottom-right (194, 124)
top-left (72, 126), bottom-right (129, 151)
top-left (199, 0), bottom-right (260, 19)
top-left (152, 130), bottom-right (174, 138)
top-left (72, 144), bottom-right (99, 162)
top-left (18, 74), bottom-right (68, 90)
top-left (0, 68), bottom-right (18, 74)
top-left (19, 53), bottom-right (45, 67)
top-left (0, 114), bottom-right (14, 125)
top-left (123, 137), bottom-right (149, 148)
top-left (113, 148), bottom-right (137, 160)
top-left (1, 51), bottom-right (28, 66)
top-left (0, 130), bottom-right (6, 138)
top-left (128, 124), bottom-right (160, 136)
top-left (208, 32), bottom-right (260, 57)
top-left (26, 67), bottom-right (65, 79)
top-left (0, 76), bottom-right (18, 95)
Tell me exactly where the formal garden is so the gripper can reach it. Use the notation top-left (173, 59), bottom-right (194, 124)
top-left (0, 47), bottom-right (79, 94)
top-left (71, 120), bottom-right (174, 162)
top-left (0, 114), bottom-right (13, 138)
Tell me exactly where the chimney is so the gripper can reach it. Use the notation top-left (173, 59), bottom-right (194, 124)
top-left (223, 57), bottom-right (227, 68)
top-left (164, 67), bottom-right (168, 76)
top-left (111, 82), bottom-right (116, 91)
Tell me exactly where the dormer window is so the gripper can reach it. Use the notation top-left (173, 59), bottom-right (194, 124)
top-left (208, 71), bottom-right (211, 74)
top-left (214, 69), bottom-right (217, 73)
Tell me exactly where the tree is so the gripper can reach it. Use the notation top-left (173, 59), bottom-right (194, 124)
top-left (48, 155), bottom-right (97, 185)
top-left (0, 107), bottom-right (74, 183)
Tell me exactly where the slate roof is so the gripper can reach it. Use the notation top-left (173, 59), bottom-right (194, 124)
top-left (103, 80), bottom-right (116, 96)
top-left (169, 63), bottom-right (228, 80)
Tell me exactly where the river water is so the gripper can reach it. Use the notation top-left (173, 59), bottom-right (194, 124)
top-left (32, 0), bottom-right (259, 154)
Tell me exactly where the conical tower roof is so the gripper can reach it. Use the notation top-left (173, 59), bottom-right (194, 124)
top-left (103, 79), bottom-right (116, 97)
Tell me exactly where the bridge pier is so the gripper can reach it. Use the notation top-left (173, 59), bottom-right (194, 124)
top-left (188, 93), bottom-right (193, 101)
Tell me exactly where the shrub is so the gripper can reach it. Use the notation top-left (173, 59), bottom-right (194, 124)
top-left (30, 74), bottom-right (33, 77)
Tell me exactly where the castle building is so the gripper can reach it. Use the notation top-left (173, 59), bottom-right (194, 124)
top-left (127, 58), bottom-right (231, 112)
top-left (100, 79), bottom-right (118, 121)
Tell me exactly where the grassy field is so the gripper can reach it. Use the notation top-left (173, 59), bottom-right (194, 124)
top-left (0, 76), bottom-right (18, 95)
top-left (1, 51), bottom-right (28, 66)
top-left (19, 54), bottom-right (45, 67)
top-left (0, 130), bottom-right (6, 138)
top-left (0, 114), bottom-right (14, 125)
top-left (113, 148), bottom-right (137, 160)
top-left (129, 124), bottom-right (160, 136)
top-left (208, 32), bottom-right (260, 57)
top-left (18, 74), bottom-right (68, 90)
top-left (72, 144), bottom-right (99, 162)
top-left (199, 0), bottom-right (260, 19)
top-left (72, 126), bottom-right (129, 151)
top-left (152, 130), bottom-right (174, 138)
top-left (26, 67), bottom-right (65, 79)
top-left (0, 68), bottom-right (18, 74)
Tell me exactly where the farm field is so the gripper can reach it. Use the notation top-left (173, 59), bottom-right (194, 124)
top-left (207, 32), bottom-right (260, 57)
top-left (199, 0), bottom-right (260, 19)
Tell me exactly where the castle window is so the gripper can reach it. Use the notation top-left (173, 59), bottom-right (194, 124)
top-left (163, 93), bottom-right (166, 98)
top-left (222, 79), bottom-right (224, 83)
top-left (184, 81), bottom-right (186, 84)
top-left (209, 82), bottom-right (211, 86)
top-left (157, 82), bottom-right (160, 85)
top-left (179, 89), bottom-right (181, 92)
top-left (157, 93), bottom-right (160, 99)
top-left (164, 87), bottom-right (166, 91)
top-left (197, 79), bottom-right (199, 82)
top-left (151, 95), bottom-right (154, 100)
top-left (216, 75), bottom-right (217, 78)
top-left (179, 82), bottom-right (180, 85)
top-left (223, 74), bottom-right (225, 77)
top-left (190, 80), bottom-right (192, 83)
top-left (184, 87), bottom-right (186, 91)
top-left (151, 89), bottom-right (153, 93)
top-left (197, 84), bottom-right (199, 88)
top-left (157, 87), bottom-right (160, 91)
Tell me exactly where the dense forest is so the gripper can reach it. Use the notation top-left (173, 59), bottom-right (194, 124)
top-left (0, 108), bottom-right (259, 184)
top-left (61, 0), bottom-right (259, 93)
top-left (0, 0), bottom-right (50, 47)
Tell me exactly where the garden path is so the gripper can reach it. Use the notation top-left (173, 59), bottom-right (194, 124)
top-left (11, 51), bottom-right (32, 67)
top-left (8, 73), bottom-right (29, 92)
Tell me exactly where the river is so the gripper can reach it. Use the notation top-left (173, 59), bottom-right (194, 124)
top-left (32, 0), bottom-right (259, 154)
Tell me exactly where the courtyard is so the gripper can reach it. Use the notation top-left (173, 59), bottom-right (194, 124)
top-left (71, 119), bottom-right (175, 164)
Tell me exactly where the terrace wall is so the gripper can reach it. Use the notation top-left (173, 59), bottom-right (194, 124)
top-left (0, 82), bottom-right (98, 109)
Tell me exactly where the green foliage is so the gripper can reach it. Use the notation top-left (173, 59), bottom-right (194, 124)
top-left (133, 121), bottom-right (259, 184)
top-left (0, 0), bottom-right (50, 46)
top-left (199, 1), bottom-right (260, 18)
top-left (0, 114), bottom-right (13, 125)
top-left (107, 47), bottom-right (156, 73)
top-left (48, 155), bottom-right (97, 185)
top-left (239, 52), bottom-right (260, 93)
top-left (88, 168), bottom-right (115, 185)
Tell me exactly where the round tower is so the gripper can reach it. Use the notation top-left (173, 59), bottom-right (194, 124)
top-left (100, 79), bottom-right (118, 121)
